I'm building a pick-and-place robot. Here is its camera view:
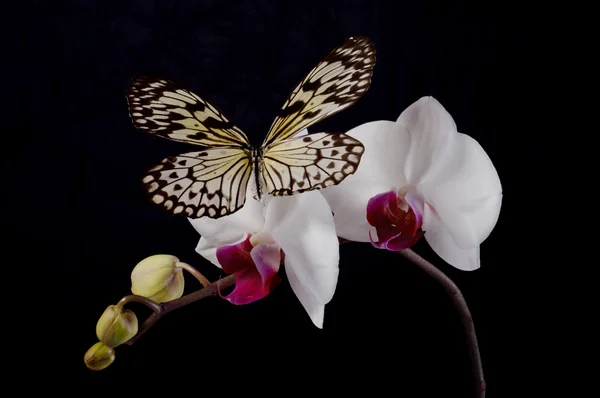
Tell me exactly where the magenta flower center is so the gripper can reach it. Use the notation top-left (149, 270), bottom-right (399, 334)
top-left (215, 234), bottom-right (283, 305)
top-left (366, 188), bottom-right (425, 251)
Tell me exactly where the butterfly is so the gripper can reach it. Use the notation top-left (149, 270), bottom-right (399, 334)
top-left (126, 36), bottom-right (376, 219)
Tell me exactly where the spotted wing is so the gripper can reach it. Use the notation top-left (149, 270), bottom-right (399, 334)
top-left (143, 147), bottom-right (253, 219)
top-left (126, 76), bottom-right (250, 148)
top-left (262, 36), bottom-right (376, 147)
top-left (261, 133), bottom-right (364, 196)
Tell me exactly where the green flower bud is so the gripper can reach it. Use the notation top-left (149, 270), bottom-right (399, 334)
top-left (84, 342), bottom-right (115, 371)
top-left (96, 305), bottom-right (138, 347)
top-left (131, 254), bottom-right (184, 302)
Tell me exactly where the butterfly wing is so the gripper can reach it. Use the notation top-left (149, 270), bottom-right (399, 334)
top-left (143, 147), bottom-right (253, 219)
top-left (262, 36), bottom-right (376, 147)
top-left (126, 76), bottom-right (250, 148)
top-left (261, 132), bottom-right (364, 196)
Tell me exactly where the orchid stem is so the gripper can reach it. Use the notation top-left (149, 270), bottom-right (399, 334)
top-left (176, 262), bottom-right (211, 287)
top-left (397, 248), bottom-right (486, 398)
top-left (118, 248), bottom-right (484, 398)
top-left (124, 274), bottom-right (237, 345)
top-left (117, 295), bottom-right (162, 314)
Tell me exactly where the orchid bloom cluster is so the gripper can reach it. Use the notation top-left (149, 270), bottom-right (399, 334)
top-left (190, 96), bottom-right (502, 327)
top-left (84, 96), bottom-right (502, 370)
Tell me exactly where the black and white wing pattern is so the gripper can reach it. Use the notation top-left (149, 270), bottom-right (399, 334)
top-left (261, 132), bottom-right (365, 196)
top-left (142, 147), bottom-right (253, 219)
top-left (127, 76), bottom-right (255, 219)
top-left (126, 36), bottom-right (376, 219)
top-left (262, 36), bottom-right (376, 147)
top-left (126, 76), bottom-right (250, 148)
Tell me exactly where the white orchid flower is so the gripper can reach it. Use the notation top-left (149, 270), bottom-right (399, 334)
top-left (322, 96), bottom-right (502, 270)
top-left (189, 183), bottom-right (339, 328)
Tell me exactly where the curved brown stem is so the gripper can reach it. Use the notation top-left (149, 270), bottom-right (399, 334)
top-left (117, 294), bottom-right (162, 314)
top-left (176, 262), bottom-right (211, 287)
top-left (397, 249), bottom-right (486, 398)
top-left (124, 274), bottom-right (236, 345)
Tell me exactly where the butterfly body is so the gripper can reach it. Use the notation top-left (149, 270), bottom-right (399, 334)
top-left (128, 37), bottom-right (376, 219)
top-left (251, 146), bottom-right (264, 200)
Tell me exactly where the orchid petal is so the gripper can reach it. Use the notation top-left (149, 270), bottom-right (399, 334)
top-left (344, 120), bottom-right (411, 187)
top-left (322, 177), bottom-right (390, 242)
top-left (422, 204), bottom-right (481, 270)
top-left (264, 192), bottom-right (339, 328)
top-left (285, 257), bottom-right (325, 328)
top-left (322, 121), bottom-right (411, 242)
top-left (398, 97), bottom-right (458, 184)
top-left (195, 236), bottom-right (221, 268)
top-left (189, 187), bottom-right (265, 267)
top-left (195, 233), bottom-right (252, 269)
top-left (418, 133), bottom-right (502, 249)
top-left (188, 188), bottom-right (265, 248)
top-left (397, 96), bottom-right (457, 138)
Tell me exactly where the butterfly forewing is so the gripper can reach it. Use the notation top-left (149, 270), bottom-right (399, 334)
top-left (262, 36), bottom-right (376, 147)
top-left (128, 36), bottom-right (375, 219)
top-left (143, 147), bottom-right (253, 219)
top-left (126, 76), bottom-right (250, 148)
top-left (261, 132), bottom-right (365, 195)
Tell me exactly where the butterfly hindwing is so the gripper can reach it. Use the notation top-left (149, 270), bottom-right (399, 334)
top-left (143, 147), bottom-right (253, 219)
top-left (126, 76), bottom-right (250, 148)
top-left (262, 36), bottom-right (376, 147)
top-left (261, 132), bottom-right (365, 196)
top-left (127, 37), bottom-right (375, 219)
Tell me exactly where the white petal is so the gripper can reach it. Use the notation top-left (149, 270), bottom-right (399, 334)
top-left (264, 192), bottom-right (339, 327)
top-left (321, 120), bottom-right (411, 241)
top-left (398, 97), bottom-right (458, 184)
top-left (419, 132), bottom-right (502, 249)
top-left (187, 189), bottom-right (265, 247)
top-left (422, 204), bottom-right (481, 270)
top-left (397, 96), bottom-right (457, 136)
top-left (345, 120), bottom-right (411, 187)
top-left (285, 257), bottom-right (325, 328)
top-left (194, 232), bottom-right (252, 269)
top-left (321, 177), bottom-right (390, 242)
top-left (194, 236), bottom-right (221, 268)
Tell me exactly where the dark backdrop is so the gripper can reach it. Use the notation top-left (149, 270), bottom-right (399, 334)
top-left (4, 1), bottom-right (539, 396)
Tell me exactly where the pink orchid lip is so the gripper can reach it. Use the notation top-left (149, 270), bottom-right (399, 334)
top-left (366, 189), bottom-right (425, 251)
top-left (215, 234), bottom-right (282, 305)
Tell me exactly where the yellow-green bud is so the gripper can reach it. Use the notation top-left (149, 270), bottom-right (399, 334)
top-left (96, 305), bottom-right (138, 347)
top-left (131, 254), bottom-right (184, 302)
top-left (84, 342), bottom-right (115, 371)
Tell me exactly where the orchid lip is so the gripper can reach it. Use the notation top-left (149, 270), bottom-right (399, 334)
top-left (215, 234), bottom-right (282, 305)
top-left (366, 188), bottom-right (424, 251)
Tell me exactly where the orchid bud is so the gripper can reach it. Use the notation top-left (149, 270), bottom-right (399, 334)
top-left (84, 342), bottom-right (115, 371)
top-left (131, 254), bottom-right (184, 302)
top-left (96, 305), bottom-right (138, 347)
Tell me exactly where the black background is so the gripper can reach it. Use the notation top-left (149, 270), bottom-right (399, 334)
top-left (4, 1), bottom-right (543, 396)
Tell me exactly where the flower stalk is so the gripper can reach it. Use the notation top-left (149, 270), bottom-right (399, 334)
top-left (124, 274), bottom-right (236, 345)
top-left (397, 248), bottom-right (486, 398)
top-left (176, 261), bottom-right (210, 287)
top-left (88, 250), bottom-right (485, 398)
top-left (117, 294), bottom-right (162, 313)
